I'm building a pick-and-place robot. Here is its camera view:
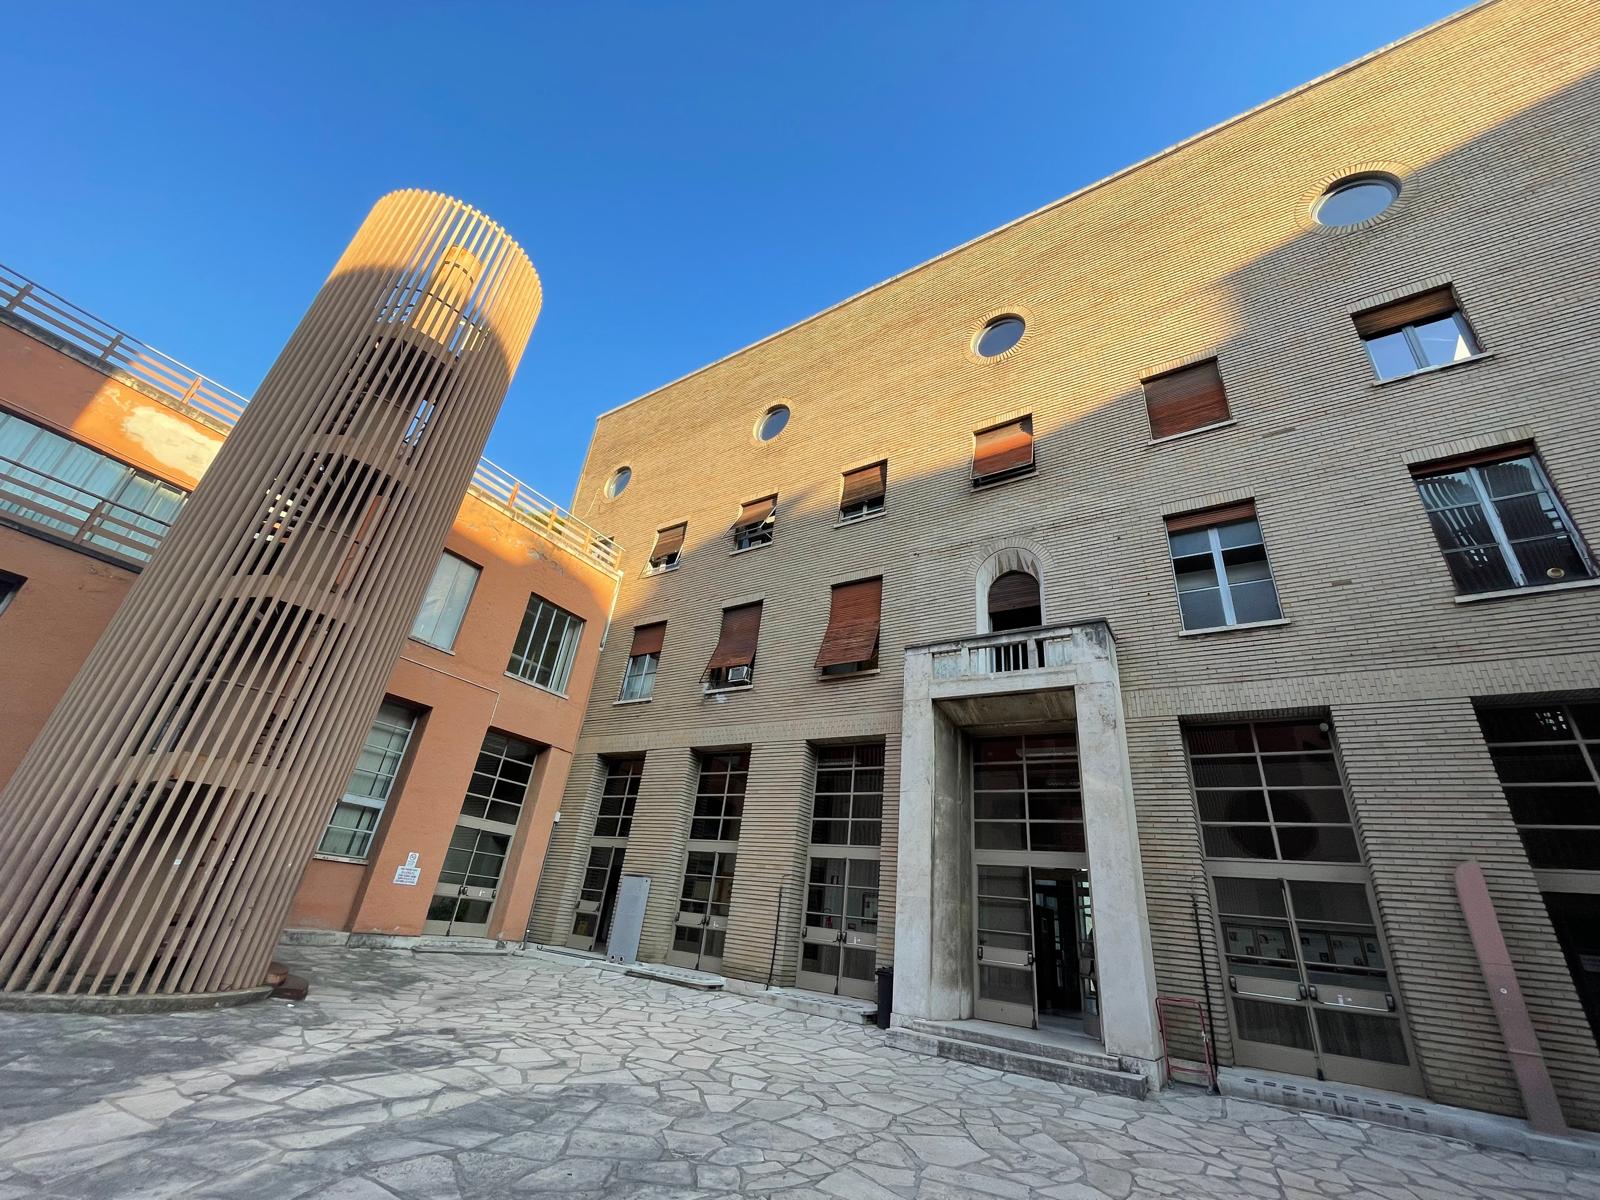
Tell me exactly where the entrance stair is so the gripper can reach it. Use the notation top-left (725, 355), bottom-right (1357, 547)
top-left (886, 1017), bottom-right (1148, 1098)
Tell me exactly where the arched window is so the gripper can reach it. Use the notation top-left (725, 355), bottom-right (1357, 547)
top-left (987, 570), bottom-right (1041, 632)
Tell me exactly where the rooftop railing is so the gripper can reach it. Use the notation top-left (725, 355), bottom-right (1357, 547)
top-left (0, 263), bottom-right (621, 572)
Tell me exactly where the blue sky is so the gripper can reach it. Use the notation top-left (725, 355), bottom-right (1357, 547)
top-left (3, 2), bottom-right (1461, 504)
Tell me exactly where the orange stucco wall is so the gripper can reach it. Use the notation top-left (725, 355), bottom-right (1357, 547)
top-left (0, 315), bottom-right (615, 944)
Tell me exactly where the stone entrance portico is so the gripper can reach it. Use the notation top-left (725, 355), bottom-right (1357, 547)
top-left (893, 621), bottom-right (1164, 1081)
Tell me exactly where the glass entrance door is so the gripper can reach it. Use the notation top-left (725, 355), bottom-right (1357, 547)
top-left (569, 845), bottom-right (625, 952)
top-left (975, 864), bottom-right (1037, 1025)
top-left (669, 850), bottom-right (736, 971)
top-left (1215, 874), bottom-right (1421, 1093)
top-left (1072, 871), bottom-right (1100, 1040)
top-left (425, 731), bottom-right (538, 938)
top-left (796, 856), bottom-right (879, 1000)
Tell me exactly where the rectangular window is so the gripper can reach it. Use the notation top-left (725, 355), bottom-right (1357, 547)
top-left (691, 750), bottom-right (748, 842)
top-left (972, 733), bottom-right (1083, 852)
top-left (1354, 286), bottom-right (1480, 380)
top-left (317, 700), bottom-right (417, 860)
top-left (814, 577), bottom-right (882, 676)
top-left (409, 552), bottom-right (480, 650)
top-left (620, 622), bottom-right (665, 701)
top-left (648, 523), bottom-right (686, 573)
top-left (1165, 501), bottom-right (1283, 631)
top-left (839, 461), bottom-right (887, 521)
top-left (971, 416), bottom-right (1034, 485)
top-left (1144, 359), bottom-right (1230, 439)
top-left (1411, 446), bottom-right (1593, 595)
top-left (507, 594), bottom-right (584, 692)
top-left (811, 742), bottom-right (885, 847)
top-left (0, 569), bottom-right (22, 618)
top-left (1478, 703), bottom-right (1600, 872)
top-left (704, 601), bottom-right (762, 690)
top-left (595, 757), bottom-right (644, 839)
top-left (732, 496), bottom-right (776, 551)
top-left (0, 408), bottom-right (188, 565)
top-left (1185, 719), bottom-right (1360, 862)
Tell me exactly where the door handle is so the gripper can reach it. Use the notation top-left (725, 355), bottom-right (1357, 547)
top-left (1386, 992), bottom-right (1396, 1013)
top-left (1307, 985), bottom-right (1319, 1002)
top-left (1026, 952), bottom-right (1034, 966)
top-left (977, 946), bottom-right (984, 961)
top-left (1298, 984), bottom-right (1308, 1001)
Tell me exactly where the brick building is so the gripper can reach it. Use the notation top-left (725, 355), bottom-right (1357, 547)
top-left (527, 0), bottom-right (1600, 1127)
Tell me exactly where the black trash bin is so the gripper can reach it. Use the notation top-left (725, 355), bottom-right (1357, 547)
top-left (874, 965), bottom-right (893, 1029)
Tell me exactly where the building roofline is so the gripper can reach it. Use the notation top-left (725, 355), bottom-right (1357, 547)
top-left (592, 0), bottom-right (1493, 425)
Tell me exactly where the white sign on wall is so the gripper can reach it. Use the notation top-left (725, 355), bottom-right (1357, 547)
top-left (393, 851), bottom-right (421, 886)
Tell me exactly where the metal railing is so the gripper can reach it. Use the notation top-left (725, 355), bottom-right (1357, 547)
top-left (0, 454), bottom-right (179, 565)
top-left (0, 263), bottom-right (621, 572)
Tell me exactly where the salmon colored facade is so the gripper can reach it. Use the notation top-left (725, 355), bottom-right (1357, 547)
top-left (0, 273), bottom-right (617, 949)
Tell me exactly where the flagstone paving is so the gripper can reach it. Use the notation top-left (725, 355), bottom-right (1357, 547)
top-left (0, 947), bottom-right (1595, 1198)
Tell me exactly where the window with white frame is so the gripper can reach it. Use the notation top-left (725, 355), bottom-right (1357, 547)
top-left (1165, 501), bottom-right (1283, 631)
top-left (507, 594), bottom-right (584, 692)
top-left (1411, 446), bottom-right (1594, 595)
top-left (1354, 286), bottom-right (1480, 380)
top-left (317, 700), bottom-right (417, 859)
top-left (619, 623), bottom-right (664, 702)
top-left (409, 552), bottom-right (479, 650)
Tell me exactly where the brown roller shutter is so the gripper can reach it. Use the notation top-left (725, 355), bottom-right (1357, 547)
top-left (706, 602), bottom-right (762, 671)
top-left (972, 417), bottom-right (1034, 481)
top-left (1410, 441), bottom-right (1534, 477)
top-left (1165, 499), bottom-right (1257, 535)
top-left (652, 524), bottom-right (686, 558)
top-left (1144, 359), bottom-right (1230, 439)
top-left (841, 461), bottom-right (887, 507)
top-left (814, 578), bottom-right (883, 669)
top-left (629, 622), bottom-right (666, 657)
top-left (734, 496), bottom-right (776, 530)
top-left (987, 570), bottom-right (1040, 614)
top-left (1352, 287), bottom-right (1458, 339)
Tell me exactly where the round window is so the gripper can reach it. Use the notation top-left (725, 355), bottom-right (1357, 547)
top-left (756, 405), bottom-right (790, 442)
top-left (606, 466), bottom-right (631, 499)
top-left (1314, 174), bottom-right (1399, 226)
top-left (975, 315), bottom-right (1025, 358)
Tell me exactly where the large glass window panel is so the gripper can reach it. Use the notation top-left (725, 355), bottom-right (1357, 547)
top-left (1479, 703), bottom-right (1600, 871)
top-left (1411, 314), bottom-right (1475, 368)
top-left (410, 553), bottom-right (479, 650)
top-left (316, 701), bottom-right (416, 859)
top-left (809, 743), bottom-right (884, 847)
top-left (507, 594), bottom-right (585, 692)
top-left (1168, 517), bottom-right (1282, 631)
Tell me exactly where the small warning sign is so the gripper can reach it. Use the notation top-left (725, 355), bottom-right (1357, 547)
top-left (394, 859), bottom-right (421, 886)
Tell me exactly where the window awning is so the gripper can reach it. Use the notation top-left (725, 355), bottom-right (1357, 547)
top-left (651, 524), bottom-right (686, 558)
top-left (629, 622), bottom-right (666, 657)
top-left (815, 578), bottom-right (882, 669)
top-left (841, 461), bottom-right (887, 507)
top-left (706, 602), bottom-right (762, 671)
top-left (972, 417), bottom-right (1034, 480)
top-left (987, 570), bottom-right (1040, 614)
top-left (1144, 359), bottom-right (1229, 439)
top-left (733, 496), bottom-right (776, 531)
top-left (1165, 499), bottom-right (1257, 535)
top-left (1353, 286), bottom-right (1458, 338)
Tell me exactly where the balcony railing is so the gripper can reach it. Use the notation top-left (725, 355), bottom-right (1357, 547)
top-left (0, 263), bottom-right (621, 573)
top-left (923, 622), bottom-right (1114, 685)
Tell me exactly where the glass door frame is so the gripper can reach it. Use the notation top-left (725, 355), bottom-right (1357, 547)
top-left (796, 846), bottom-right (880, 1000)
top-left (1206, 859), bottom-right (1424, 1094)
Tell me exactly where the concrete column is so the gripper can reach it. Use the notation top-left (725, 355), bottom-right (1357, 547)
top-left (1076, 677), bottom-right (1163, 1075)
top-left (722, 740), bottom-right (813, 985)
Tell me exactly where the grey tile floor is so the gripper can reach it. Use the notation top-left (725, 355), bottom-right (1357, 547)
top-left (0, 947), bottom-right (1594, 1198)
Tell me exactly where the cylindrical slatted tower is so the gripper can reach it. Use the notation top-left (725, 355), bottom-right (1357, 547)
top-left (0, 191), bottom-right (541, 998)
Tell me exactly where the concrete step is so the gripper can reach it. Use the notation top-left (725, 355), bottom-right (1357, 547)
top-left (624, 963), bottom-right (725, 991)
top-left (886, 1028), bottom-right (1148, 1099)
top-left (902, 1018), bottom-right (1125, 1073)
top-left (412, 937), bottom-right (511, 956)
top-left (723, 981), bottom-right (877, 1024)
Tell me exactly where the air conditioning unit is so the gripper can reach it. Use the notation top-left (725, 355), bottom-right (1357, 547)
top-left (726, 665), bottom-right (753, 685)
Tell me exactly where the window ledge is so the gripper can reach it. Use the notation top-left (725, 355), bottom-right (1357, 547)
top-left (729, 541), bottom-right (772, 557)
top-left (644, 563), bottom-right (680, 577)
top-left (504, 672), bottom-right (570, 699)
top-left (1147, 418), bottom-right (1237, 446)
top-left (1179, 617), bottom-right (1291, 638)
top-left (971, 465), bottom-right (1038, 491)
top-left (407, 640), bottom-right (457, 655)
top-left (703, 682), bottom-right (754, 696)
top-left (834, 510), bottom-right (886, 529)
top-left (1371, 351), bottom-right (1496, 387)
top-left (613, 696), bottom-right (653, 706)
top-left (1454, 576), bottom-right (1600, 605)
top-left (312, 852), bottom-right (370, 866)
top-left (820, 667), bottom-right (881, 681)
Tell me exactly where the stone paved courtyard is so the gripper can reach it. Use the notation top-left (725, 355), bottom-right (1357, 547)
top-left (0, 948), bottom-right (1595, 1199)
